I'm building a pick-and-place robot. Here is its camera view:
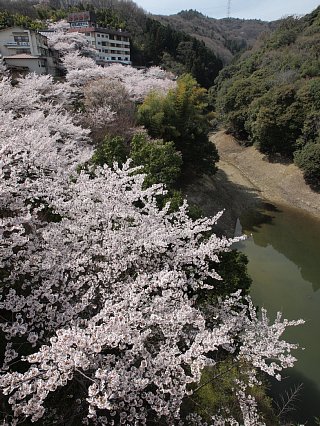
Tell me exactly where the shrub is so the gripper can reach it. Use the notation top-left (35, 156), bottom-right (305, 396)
top-left (131, 132), bottom-right (182, 188)
top-left (294, 141), bottom-right (320, 189)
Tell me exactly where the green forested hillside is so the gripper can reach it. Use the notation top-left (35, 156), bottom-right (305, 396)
top-left (215, 7), bottom-right (320, 188)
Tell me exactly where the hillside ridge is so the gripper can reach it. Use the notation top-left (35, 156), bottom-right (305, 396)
top-left (152, 9), bottom-right (278, 63)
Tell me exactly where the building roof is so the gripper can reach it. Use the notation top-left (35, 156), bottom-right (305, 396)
top-left (3, 54), bottom-right (42, 59)
top-left (68, 11), bottom-right (96, 23)
top-left (67, 27), bottom-right (130, 37)
top-left (0, 26), bottom-right (30, 33)
top-left (68, 27), bottom-right (96, 33)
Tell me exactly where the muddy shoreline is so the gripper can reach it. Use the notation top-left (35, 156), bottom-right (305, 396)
top-left (185, 131), bottom-right (320, 235)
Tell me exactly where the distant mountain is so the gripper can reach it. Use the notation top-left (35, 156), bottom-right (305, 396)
top-left (153, 10), bottom-right (278, 63)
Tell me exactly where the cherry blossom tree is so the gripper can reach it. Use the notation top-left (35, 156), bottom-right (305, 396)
top-left (47, 22), bottom-right (95, 57)
top-left (63, 53), bottom-right (176, 103)
top-left (0, 30), bottom-right (303, 426)
top-left (0, 160), bottom-right (303, 424)
top-left (81, 78), bottom-right (135, 140)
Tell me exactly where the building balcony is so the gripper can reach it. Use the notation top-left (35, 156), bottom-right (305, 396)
top-left (4, 41), bottom-right (30, 48)
top-left (109, 46), bottom-right (130, 52)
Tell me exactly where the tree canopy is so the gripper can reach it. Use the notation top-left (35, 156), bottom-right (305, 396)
top-left (138, 74), bottom-right (219, 178)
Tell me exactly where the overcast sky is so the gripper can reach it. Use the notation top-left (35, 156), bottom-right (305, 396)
top-left (135, 0), bottom-right (320, 21)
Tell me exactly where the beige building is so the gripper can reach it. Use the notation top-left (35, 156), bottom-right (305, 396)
top-left (67, 12), bottom-right (131, 65)
top-left (0, 27), bottom-right (61, 76)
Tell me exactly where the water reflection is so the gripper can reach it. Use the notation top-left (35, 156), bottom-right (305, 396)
top-left (238, 203), bottom-right (320, 292)
top-left (235, 203), bottom-right (320, 423)
top-left (239, 202), bottom-right (280, 234)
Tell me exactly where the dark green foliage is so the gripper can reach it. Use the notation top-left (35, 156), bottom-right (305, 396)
top-left (130, 17), bottom-right (223, 88)
top-left (267, 18), bottom-right (300, 48)
top-left (0, 10), bottom-right (42, 30)
top-left (213, 250), bottom-right (252, 297)
top-left (296, 78), bottom-right (320, 147)
top-left (216, 74), bottom-right (268, 138)
top-left (95, 8), bottom-right (126, 29)
top-left (91, 135), bottom-right (128, 168)
top-left (188, 358), bottom-right (278, 425)
top-left (161, 190), bottom-right (184, 213)
top-left (294, 141), bottom-right (320, 189)
top-left (247, 85), bottom-right (304, 156)
top-left (36, 4), bottom-right (125, 29)
top-left (138, 74), bottom-right (219, 178)
top-left (224, 37), bottom-right (247, 55)
top-left (130, 133), bottom-right (182, 188)
top-left (197, 250), bottom-right (252, 305)
top-left (0, 11), bottom-right (15, 28)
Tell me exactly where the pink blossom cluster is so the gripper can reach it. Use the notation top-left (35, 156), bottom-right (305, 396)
top-left (63, 52), bottom-right (176, 102)
top-left (47, 22), bottom-right (96, 56)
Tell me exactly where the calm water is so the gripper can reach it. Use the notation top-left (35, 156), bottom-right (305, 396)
top-left (234, 203), bottom-right (320, 424)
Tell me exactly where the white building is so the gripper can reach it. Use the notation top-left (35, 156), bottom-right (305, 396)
top-left (67, 12), bottom-right (131, 65)
top-left (0, 26), bottom-right (61, 76)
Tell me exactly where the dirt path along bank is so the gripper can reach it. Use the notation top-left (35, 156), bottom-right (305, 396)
top-left (185, 131), bottom-right (320, 235)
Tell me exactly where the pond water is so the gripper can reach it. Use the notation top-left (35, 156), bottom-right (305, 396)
top-left (234, 203), bottom-right (320, 424)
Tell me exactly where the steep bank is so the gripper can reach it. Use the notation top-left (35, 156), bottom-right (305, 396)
top-left (186, 131), bottom-right (320, 235)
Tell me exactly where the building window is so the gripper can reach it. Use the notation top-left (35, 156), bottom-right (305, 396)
top-left (118, 57), bottom-right (121, 60)
top-left (97, 34), bottom-right (100, 37)
top-left (111, 57), bottom-right (116, 60)
top-left (85, 32), bottom-right (90, 36)
top-left (71, 22), bottom-right (88, 27)
top-left (14, 35), bottom-right (29, 43)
